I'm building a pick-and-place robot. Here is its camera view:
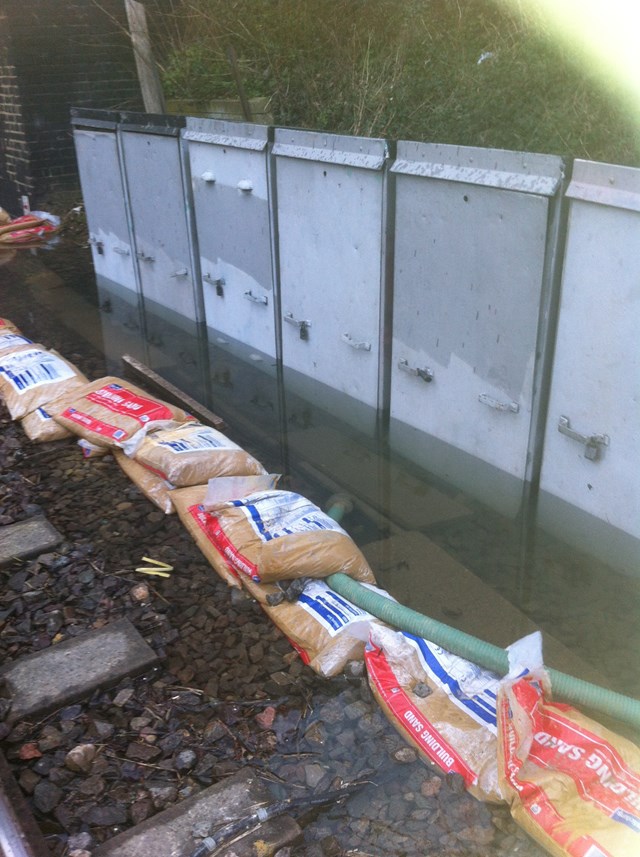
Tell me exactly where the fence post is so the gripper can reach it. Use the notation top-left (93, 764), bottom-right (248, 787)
top-left (125, 0), bottom-right (166, 114)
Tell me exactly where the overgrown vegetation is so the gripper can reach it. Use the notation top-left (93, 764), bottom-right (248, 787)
top-left (150, 0), bottom-right (640, 165)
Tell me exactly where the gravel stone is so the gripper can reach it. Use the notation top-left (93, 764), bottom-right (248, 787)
top-left (65, 743), bottom-right (96, 773)
top-left (33, 780), bottom-right (63, 813)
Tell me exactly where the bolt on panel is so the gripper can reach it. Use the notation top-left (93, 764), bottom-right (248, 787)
top-left (538, 159), bottom-right (640, 573)
top-left (389, 141), bottom-right (564, 511)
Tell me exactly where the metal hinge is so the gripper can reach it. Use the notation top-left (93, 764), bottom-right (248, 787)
top-left (244, 290), bottom-right (268, 305)
top-left (398, 358), bottom-right (433, 383)
top-left (478, 393), bottom-right (519, 414)
top-left (558, 415), bottom-right (610, 460)
top-left (342, 332), bottom-right (371, 352)
top-left (284, 312), bottom-right (311, 340)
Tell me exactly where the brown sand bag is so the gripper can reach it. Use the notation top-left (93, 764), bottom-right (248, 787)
top-left (172, 485), bottom-right (242, 588)
top-left (243, 576), bottom-right (386, 677)
top-left (21, 406), bottom-right (73, 442)
top-left (497, 673), bottom-right (640, 857)
top-left (114, 450), bottom-right (175, 515)
top-left (0, 330), bottom-right (32, 354)
top-left (0, 344), bottom-right (88, 420)
top-left (201, 489), bottom-right (376, 585)
top-left (77, 439), bottom-right (111, 459)
top-left (133, 422), bottom-right (266, 487)
top-left (50, 376), bottom-right (193, 452)
top-left (0, 317), bottom-right (20, 333)
top-left (366, 625), bottom-right (503, 803)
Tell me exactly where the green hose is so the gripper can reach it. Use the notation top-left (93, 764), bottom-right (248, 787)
top-left (326, 571), bottom-right (640, 733)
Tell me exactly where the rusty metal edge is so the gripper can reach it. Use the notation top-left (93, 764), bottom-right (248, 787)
top-left (0, 750), bottom-right (51, 857)
top-left (120, 355), bottom-right (226, 432)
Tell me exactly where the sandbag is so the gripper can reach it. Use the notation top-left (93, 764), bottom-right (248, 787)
top-left (0, 330), bottom-right (32, 354)
top-left (133, 422), bottom-right (266, 487)
top-left (114, 450), bottom-right (175, 515)
top-left (0, 317), bottom-right (20, 331)
top-left (0, 214), bottom-right (58, 245)
top-left (242, 576), bottom-right (387, 677)
top-left (497, 636), bottom-right (640, 857)
top-left (0, 344), bottom-right (88, 420)
top-left (365, 625), bottom-right (503, 803)
top-left (171, 479), bottom-right (280, 588)
top-left (78, 439), bottom-right (110, 459)
top-left (21, 406), bottom-right (73, 442)
top-left (200, 489), bottom-right (376, 585)
top-left (171, 485), bottom-right (242, 587)
top-left (49, 376), bottom-right (194, 452)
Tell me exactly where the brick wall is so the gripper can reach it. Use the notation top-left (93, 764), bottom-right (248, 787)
top-left (0, 0), bottom-right (143, 212)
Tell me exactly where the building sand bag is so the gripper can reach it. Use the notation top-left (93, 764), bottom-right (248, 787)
top-left (365, 624), bottom-right (503, 803)
top-left (171, 479), bottom-right (280, 588)
top-left (497, 632), bottom-right (640, 857)
top-left (49, 376), bottom-right (194, 453)
top-left (114, 450), bottom-right (175, 515)
top-left (0, 330), bottom-right (32, 354)
top-left (21, 406), bottom-right (73, 442)
top-left (0, 344), bottom-right (89, 420)
top-left (132, 422), bottom-right (267, 487)
top-left (200, 487), bottom-right (377, 585)
top-left (242, 576), bottom-right (391, 678)
top-left (0, 317), bottom-right (21, 334)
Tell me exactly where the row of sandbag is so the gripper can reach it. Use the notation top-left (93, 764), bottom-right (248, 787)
top-left (0, 315), bottom-right (504, 797)
top-left (3, 317), bottom-right (640, 857)
top-left (0, 317), bottom-right (383, 668)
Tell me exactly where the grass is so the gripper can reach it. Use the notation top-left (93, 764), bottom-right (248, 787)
top-left (148, 0), bottom-right (640, 165)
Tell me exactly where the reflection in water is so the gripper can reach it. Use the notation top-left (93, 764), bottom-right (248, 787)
top-left (3, 239), bottom-right (639, 703)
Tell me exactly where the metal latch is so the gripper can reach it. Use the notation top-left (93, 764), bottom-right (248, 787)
top-left (478, 393), bottom-right (519, 414)
top-left (342, 332), bottom-right (371, 352)
top-left (284, 313), bottom-right (311, 341)
top-left (237, 179), bottom-right (253, 193)
top-left (203, 274), bottom-right (225, 296)
top-left (89, 236), bottom-right (104, 255)
top-left (113, 246), bottom-right (130, 256)
top-left (558, 416), bottom-right (609, 461)
top-left (244, 290), bottom-right (268, 305)
top-left (201, 171), bottom-right (216, 183)
top-left (170, 267), bottom-right (188, 278)
top-left (136, 250), bottom-right (155, 262)
top-left (398, 358), bottom-right (433, 383)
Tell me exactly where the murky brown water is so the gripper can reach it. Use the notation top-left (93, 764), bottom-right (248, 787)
top-left (2, 233), bottom-right (639, 709)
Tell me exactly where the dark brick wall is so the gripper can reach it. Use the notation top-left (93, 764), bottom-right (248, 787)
top-left (0, 0), bottom-right (143, 213)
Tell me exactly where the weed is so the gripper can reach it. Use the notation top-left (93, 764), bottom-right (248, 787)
top-left (146, 0), bottom-right (639, 164)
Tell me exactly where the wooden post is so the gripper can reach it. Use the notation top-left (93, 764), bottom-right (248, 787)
top-left (226, 45), bottom-right (253, 122)
top-left (125, 0), bottom-right (166, 114)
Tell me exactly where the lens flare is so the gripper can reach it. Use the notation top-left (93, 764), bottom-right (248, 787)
top-left (505, 0), bottom-right (640, 117)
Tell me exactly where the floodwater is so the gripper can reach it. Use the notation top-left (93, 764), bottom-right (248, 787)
top-left (2, 231), bottom-right (639, 710)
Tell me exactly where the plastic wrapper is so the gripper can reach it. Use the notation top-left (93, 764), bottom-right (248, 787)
top-left (0, 212), bottom-right (59, 245)
top-left (0, 330), bottom-right (32, 354)
top-left (497, 633), bottom-right (640, 857)
top-left (0, 344), bottom-right (88, 420)
top-left (242, 577), bottom-right (390, 677)
top-left (49, 376), bottom-right (194, 453)
top-left (365, 625), bottom-right (503, 803)
top-left (114, 450), bottom-right (175, 515)
top-left (20, 406), bottom-right (73, 442)
top-left (194, 487), bottom-right (376, 585)
top-left (133, 422), bottom-right (266, 487)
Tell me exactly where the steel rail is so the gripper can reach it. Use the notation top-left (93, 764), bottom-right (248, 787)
top-left (0, 751), bottom-right (51, 857)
